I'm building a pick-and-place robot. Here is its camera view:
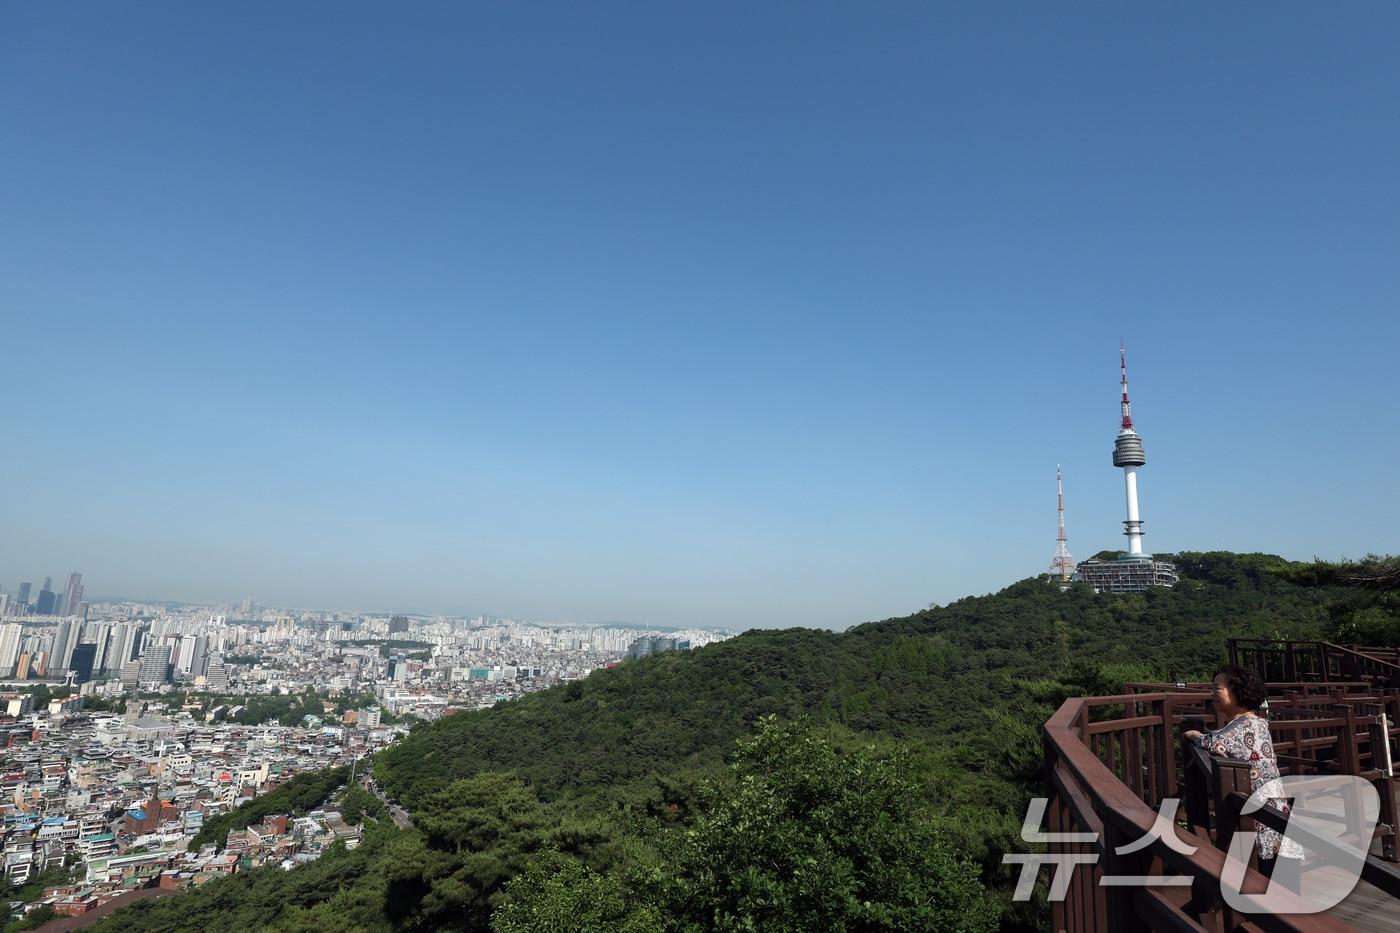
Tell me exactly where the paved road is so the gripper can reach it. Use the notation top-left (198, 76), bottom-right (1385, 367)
top-left (386, 803), bottom-right (413, 829)
top-left (362, 774), bottom-right (413, 829)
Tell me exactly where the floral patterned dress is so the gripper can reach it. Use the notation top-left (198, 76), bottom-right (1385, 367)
top-left (1194, 715), bottom-right (1304, 860)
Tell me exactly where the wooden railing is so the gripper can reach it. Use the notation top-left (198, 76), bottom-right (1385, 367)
top-left (1228, 640), bottom-right (1400, 687)
top-left (1125, 683), bottom-right (1400, 778)
top-left (1127, 681), bottom-right (1378, 699)
top-left (1045, 692), bottom-right (1366, 931)
top-left (1125, 683), bottom-right (1400, 860)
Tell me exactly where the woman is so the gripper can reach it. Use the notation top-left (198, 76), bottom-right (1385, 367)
top-left (1182, 665), bottom-right (1304, 879)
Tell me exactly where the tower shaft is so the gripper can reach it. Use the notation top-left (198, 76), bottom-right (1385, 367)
top-left (1123, 466), bottom-right (1143, 555)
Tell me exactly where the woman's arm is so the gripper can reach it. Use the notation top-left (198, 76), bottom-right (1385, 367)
top-left (1182, 727), bottom-right (1214, 747)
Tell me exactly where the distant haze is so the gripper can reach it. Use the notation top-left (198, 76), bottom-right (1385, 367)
top-left (2, 5), bottom-right (1397, 629)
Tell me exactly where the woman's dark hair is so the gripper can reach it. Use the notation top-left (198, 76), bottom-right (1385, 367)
top-left (1215, 664), bottom-right (1268, 711)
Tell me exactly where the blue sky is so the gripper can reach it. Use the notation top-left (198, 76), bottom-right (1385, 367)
top-left (2, 3), bottom-right (1397, 628)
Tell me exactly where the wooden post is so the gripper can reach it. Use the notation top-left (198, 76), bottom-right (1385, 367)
top-left (1045, 733), bottom-right (1067, 933)
top-left (1161, 696), bottom-right (1178, 798)
top-left (1099, 822), bottom-right (1151, 932)
top-left (1340, 704), bottom-right (1359, 774)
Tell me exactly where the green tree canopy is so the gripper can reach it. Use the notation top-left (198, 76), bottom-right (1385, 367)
top-left (491, 852), bottom-right (661, 933)
top-left (654, 717), bottom-right (998, 932)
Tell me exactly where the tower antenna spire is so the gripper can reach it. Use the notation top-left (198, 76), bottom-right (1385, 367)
top-left (1050, 465), bottom-right (1075, 585)
top-left (1120, 340), bottom-right (1134, 430)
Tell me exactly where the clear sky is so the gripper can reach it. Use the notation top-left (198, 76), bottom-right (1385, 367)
top-left (2, 3), bottom-right (1398, 629)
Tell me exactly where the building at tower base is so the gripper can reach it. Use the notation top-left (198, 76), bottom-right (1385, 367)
top-left (1074, 554), bottom-right (1179, 594)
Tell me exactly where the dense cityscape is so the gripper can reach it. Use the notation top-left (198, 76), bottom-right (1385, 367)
top-left (0, 573), bottom-right (729, 922)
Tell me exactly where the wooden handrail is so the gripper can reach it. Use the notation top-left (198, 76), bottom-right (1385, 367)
top-left (1227, 639), bottom-right (1400, 686)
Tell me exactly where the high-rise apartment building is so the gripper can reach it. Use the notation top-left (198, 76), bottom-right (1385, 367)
top-left (0, 624), bottom-right (22, 676)
top-left (106, 623), bottom-right (140, 672)
top-left (16, 583), bottom-right (31, 608)
top-left (52, 619), bottom-right (77, 673)
top-left (100, 624), bottom-right (119, 672)
top-left (69, 643), bottom-right (97, 683)
top-left (63, 573), bottom-right (83, 616)
top-left (204, 658), bottom-right (229, 692)
top-left (191, 634), bottom-right (209, 678)
top-left (137, 645), bottom-right (173, 687)
top-left (174, 634), bottom-right (201, 677)
top-left (387, 657), bottom-right (408, 682)
top-left (81, 624), bottom-right (99, 672)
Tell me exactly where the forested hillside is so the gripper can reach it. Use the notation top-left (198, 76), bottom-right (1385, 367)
top-left (376, 551), bottom-right (1335, 808)
top-left (93, 552), bottom-right (1368, 932)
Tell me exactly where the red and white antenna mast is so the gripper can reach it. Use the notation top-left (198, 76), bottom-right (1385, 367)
top-left (1050, 465), bottom-right (1075, 584)
top-left (1119, 341), bottom-right (1134, 430)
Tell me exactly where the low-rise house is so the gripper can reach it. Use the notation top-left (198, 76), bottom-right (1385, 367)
top-left (52, 894), bottom-right (100, 917)
top-left (78, 832), bottom-right (117, 861)
top-left (5, 846), bottom-right (34, 883)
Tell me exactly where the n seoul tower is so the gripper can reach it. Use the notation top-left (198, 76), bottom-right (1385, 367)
top-left (1112, 342), bottom-right (1147, 555)
top-left (1071, 343), bottom-right (1177, 593)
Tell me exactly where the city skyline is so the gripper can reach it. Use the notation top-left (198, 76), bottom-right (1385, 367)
top-left (0, 578), bottom-right (675, 905)
top-left (0, 574), bottom-right (733, 634)
top-left (3, 5), bottom-right (1398, 629)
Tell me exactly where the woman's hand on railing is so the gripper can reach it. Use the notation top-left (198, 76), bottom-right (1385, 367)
top-left (1183, 729), bottom-right (1203, 742)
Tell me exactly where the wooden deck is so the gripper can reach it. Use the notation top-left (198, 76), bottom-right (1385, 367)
top-left (1332, 878), bottom-right (1400, 932)
top-left (1324, 784), bottom-right (1400, 931)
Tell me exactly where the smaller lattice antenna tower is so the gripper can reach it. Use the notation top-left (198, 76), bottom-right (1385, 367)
top-left (1050, 465), bottom-right (1075, 585)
